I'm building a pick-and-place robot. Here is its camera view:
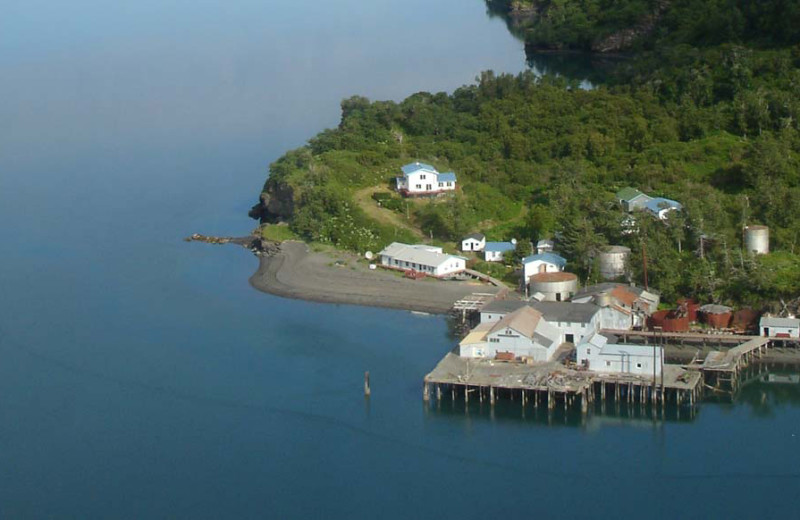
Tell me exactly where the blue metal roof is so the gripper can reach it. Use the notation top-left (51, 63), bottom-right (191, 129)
top-left (645, 197), bottom-right (682, 214)
top-left (484, 242), bottom-right (516, 253)
top-left (522, 252), bottom-right (567, 267)
top-left (437, 172), bottom-right (457, 183)
top-left (401, 162), bottom-right (437, 175)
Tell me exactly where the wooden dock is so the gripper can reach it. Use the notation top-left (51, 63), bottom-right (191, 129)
top-left (699, 337), bottom-right (770, 393)
top-left (423, 352), bottom-right (703, 416)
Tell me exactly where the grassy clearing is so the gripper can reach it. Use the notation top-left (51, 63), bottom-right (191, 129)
top-left (261, 224), bottom-right (299, 242)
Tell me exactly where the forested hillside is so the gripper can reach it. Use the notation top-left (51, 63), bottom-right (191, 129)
top-left (251, 0), bottom-right (800, 307)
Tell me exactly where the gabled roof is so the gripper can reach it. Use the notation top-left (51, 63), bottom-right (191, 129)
top-left (529, 302), bottom-right (600, 324)
top-left (401, 162), bottom-right (437, 175)
top-left (579, 331), bottom-right (608, 349)
top-left (480, 299), bottom-right (528, 315)
top-left (645, 197), bottom-right (682, 214)
top-left (463, 233), bottom-right (485, 242)
top-left (616, 187), bottom-right (644, 202)
top-left (437, 172), bottom-right (457, 183)
top-left (489, 306), bottom-right (543, 339)
top-left (523, 252), bottom-right (567, 267)
top-left (378, 242), bottom-right (461, 268)
top-left (485, 242), bottom-right (516, 253)
top-left (760, 317), bottom-right (800, 328)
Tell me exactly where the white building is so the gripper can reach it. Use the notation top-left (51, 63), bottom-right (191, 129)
top-left (461, 233), bottom-right (486, 252)
top-left (378, 242), bottom-right (466, 277)
top-left (760, 316), bottom-right (800, 338)
top-left (644, 197), bottom-right (683, 220)
top-left (522, 252), bottom-right (567, 281)
top-left (577, 332), bottom-right (663, 376)
top-left (536, 239), bottom-right (555, 254)
top-left (529, 302), bottom-right (600, 345)
top-left (395, 162), bottom-right (457, 196)
top-left (460, 306), bottom-right (562, 362)
top-left (484, 241), bottom-right (516, 262)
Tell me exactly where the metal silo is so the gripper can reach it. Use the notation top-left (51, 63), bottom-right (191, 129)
top-left (598, 246), bottom-right (631, 280)
top-left (744, 225), bottom-right (769, 255)
top-left (529, 272), bottom-right (579, 302)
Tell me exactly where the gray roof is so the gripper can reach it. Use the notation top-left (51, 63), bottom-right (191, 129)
top-left (378, 242), bottom-right (461, 268)
top-left (760, 317), bottom-right (800, 328)
top-left (480, 299), bottom-right (528, 314)
top-left (530, 302), bottom-right (600, 324)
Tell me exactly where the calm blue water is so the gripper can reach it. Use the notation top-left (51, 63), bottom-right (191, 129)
top-left (2, 1), bottom-right (799, 518)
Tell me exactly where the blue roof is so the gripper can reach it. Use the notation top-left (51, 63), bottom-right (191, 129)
top-left (401, 162), bottom-right (437, 175)
top-left (437, 172), bottom-right (457, 183)
top-left (522, 252), bottom-right (567, 267)
top-left (485, 242), bottom-right (516, 253)
top-left (645, 197), bottom-right (682, 214)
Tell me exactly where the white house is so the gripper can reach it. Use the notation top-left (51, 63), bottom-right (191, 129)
top-left (395, 162), bottom-right (457, 196)
top-left (760, 316), bottom-right (800, 338)
top-left (522, 252), bottom-right (567, 281)
top-left (529, 301), bottom-right (600, 345)
top-left (378, 242), bottom-right (466, 277)
top-left (461, 233), bottom-right (486, 252)
top-left (459, 306), bottom-right (562, 362)
top-left (484, 241), bottom-right (516, 262)
top-left (536, 239), bottom-right (555, 254)
top-left (577, 332), bottom-right (663, 376)
top-left (644, 197), bottom-right (683, 220)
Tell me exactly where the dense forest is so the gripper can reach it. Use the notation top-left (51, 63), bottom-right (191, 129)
top-left (251, 0), bottom-right (800, 308)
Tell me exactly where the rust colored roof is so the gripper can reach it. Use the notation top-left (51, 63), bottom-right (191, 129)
top-left (529, 272), bottom-right (577, 283)
top-left (609, 286), bottom-right (638, 307)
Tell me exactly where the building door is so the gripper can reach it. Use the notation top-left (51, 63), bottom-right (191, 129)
top-left (566, 334), bottom-right (574, 343)
top-left (764, 327), bottom-right (769, 337)
top-left (426, 184), bottom-right (432, 191)
top-left (539, 264), bottom-right (546, 273)
top-left (555, 293), bottom-right (561, 302)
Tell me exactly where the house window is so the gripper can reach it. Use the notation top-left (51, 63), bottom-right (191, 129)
top-left (606, 361), bottom-right (611, 367)
top-left (438, 182), bottom-right (443, 187)
top-left (490, 338), bottom-right (499, 343)
top-left (447, 182), bottom-right (452, 187)
top-left (420, 174), bottom-right (426, 179)
top-left (415, 184), bottom-right (422, 189)
top-left (426, 184), bottom-right (432, 190)
top-left (636, 363), bottom-right (642, 368)
top-left (586, 349), bottom-right (591, 355)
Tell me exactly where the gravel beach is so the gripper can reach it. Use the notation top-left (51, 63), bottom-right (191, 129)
top-left (249, 241), bottom-right (501, 314)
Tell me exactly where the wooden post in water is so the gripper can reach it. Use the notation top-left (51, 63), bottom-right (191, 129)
top-left (490, 386), bottom-right (496, 406)
top-left (364, 371), bottom-right (371, 397)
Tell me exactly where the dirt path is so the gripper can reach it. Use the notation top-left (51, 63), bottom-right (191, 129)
top-left (249, 241), bottom-right (500, 314)
top-left (352, 185), bottom-right (424, 238)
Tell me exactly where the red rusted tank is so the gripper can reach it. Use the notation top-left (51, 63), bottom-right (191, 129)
top-left (699, 304), bottom-right (733, 329)
top-left (648, 309), bottom-right (690, 332)
top-left (731, 309), bottom-right (759, 333)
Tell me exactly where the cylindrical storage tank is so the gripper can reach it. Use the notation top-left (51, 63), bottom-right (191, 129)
top-left (744, 225), bottom-right (769, 255)
top-left (529, 272), bottom-right (578, 302)
top-left (699, 304), bottom-right (732, 329)
top-left (648, 309), bottom-right (690, 332)
top-left (732, 309), bottom-right (759, 333)
top-left (599, 246), bottom-right (631, 280)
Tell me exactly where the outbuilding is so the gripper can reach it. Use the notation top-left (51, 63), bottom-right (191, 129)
top-left (760, 316), bottom-right (800, 338)
top-left (484, 241), bottom-right (516, 262)
top-left (577, 332), bottom-right (663, 375)
top-left (461, 233), bottom-right (486, 252)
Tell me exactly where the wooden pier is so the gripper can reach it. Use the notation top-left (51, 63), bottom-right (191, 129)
top-left (699, 337), bottom-right (770, 393)
top-left (423, 352), bottom-right (703, 417)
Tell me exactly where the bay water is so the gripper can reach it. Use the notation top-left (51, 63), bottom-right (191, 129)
top-left (2, 1), bottom-right (799, 517)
